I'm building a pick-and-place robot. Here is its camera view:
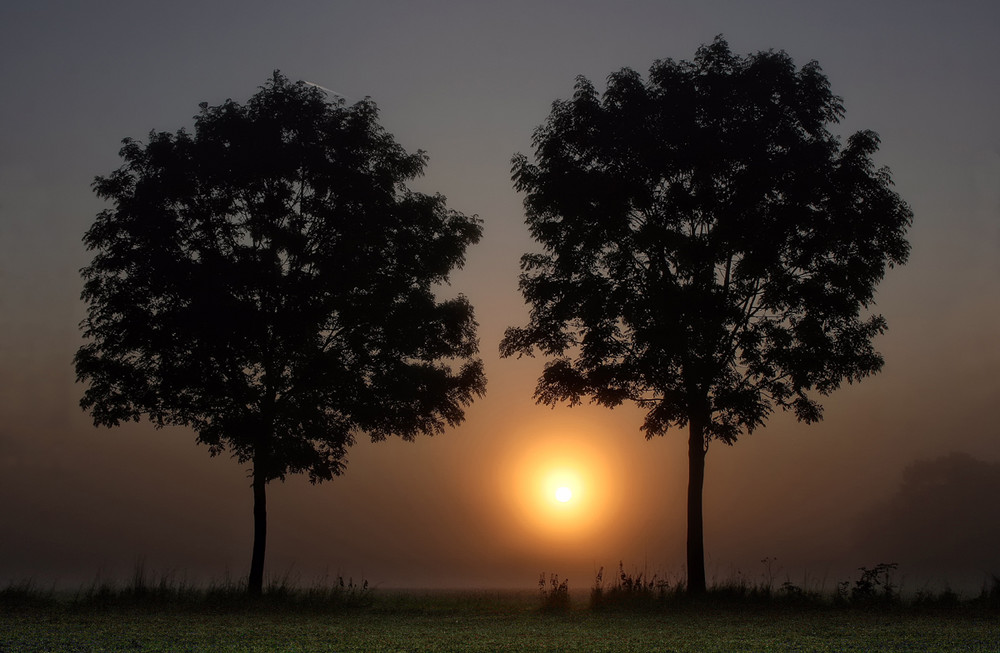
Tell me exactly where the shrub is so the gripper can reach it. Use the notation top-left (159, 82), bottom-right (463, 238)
top-left (975, 574), bottom-right (1000, 609)
top-left (590, 562), bottom-right (671, 610)
top-left (913, 585), bottom-right (960, 608)
top-left (538, 573), bottom-right (570, 612)
top-left (838, 563), bottom-right (899, 607)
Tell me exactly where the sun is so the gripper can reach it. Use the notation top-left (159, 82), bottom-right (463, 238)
top-left (499, 420), bottom-right (627, 542)
top-left (544, 471), bottom-right (582, 512)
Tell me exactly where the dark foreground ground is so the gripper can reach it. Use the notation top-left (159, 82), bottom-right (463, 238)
top-left (1, 589), bottom-right (997, 652)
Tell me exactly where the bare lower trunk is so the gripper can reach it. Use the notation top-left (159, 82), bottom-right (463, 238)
top-left (686, 414), bottom-right (707, 595)
top-left (247, 466), bottom-right (267, 596)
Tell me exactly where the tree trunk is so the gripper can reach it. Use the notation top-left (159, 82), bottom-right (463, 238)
top-left (686, 413), bottom-right (707, 595)
top-left (247, 464), bottom-right (267, 596)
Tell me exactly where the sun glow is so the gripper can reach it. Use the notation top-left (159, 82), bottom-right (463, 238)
top-left (543, 469), bottom-right (583, 509)
top-left (499, 420), bottom-right (624, 542)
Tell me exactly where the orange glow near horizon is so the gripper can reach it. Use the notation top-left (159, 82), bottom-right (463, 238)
top-left (498, 419), bottom-right (625, 545)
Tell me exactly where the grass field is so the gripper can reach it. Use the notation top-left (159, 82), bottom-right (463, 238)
top-left (2, 588), bottom-right (997, 652)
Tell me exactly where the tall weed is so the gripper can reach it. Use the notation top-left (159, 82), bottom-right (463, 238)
top-left (590, 562), bottom-right (673, 610)
top-left (538, 573), bottom-right (570, 611)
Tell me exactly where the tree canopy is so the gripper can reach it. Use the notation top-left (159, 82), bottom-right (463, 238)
top-left (501, 37), bottom-right (911, 593)
top-left (76, 72), bottom-right (486, 593)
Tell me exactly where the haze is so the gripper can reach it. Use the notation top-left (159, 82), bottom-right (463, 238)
top-left (1, 1), bottom-right (998, 593)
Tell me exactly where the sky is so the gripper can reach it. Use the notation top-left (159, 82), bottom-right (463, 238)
top-left (1, 0), bottom-right (998, 593)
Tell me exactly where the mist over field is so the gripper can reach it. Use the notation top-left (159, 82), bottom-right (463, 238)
top-left (1, 1), bottom-right (998, 594)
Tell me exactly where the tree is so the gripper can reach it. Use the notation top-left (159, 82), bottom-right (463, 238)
top-left (500, 37), bottom-right (911, 594)
top-left (76, 72), bottom-right (486, 595)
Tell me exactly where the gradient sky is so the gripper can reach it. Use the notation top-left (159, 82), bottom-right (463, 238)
top-left (1, 0), bottom-right (998, 592)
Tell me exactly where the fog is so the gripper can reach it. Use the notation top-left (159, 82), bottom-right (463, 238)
top-left (851, 453), bottom-right (1000, 590)
top-left (1, 1), bottom-right (998, 594)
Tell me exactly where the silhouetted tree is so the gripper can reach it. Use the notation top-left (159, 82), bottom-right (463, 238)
top-left (501, 37), bottom-right (911, 594)
top-left (76, 72), bottom-right (486, 595)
